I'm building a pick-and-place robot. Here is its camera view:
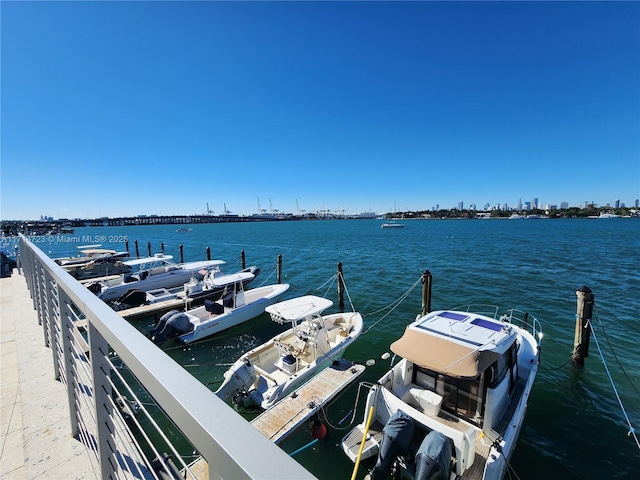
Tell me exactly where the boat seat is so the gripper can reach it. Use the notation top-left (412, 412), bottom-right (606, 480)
top-left (400, 385), bottom-right (443, 416)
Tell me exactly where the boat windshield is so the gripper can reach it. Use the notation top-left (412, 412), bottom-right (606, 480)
top-left (414, 366), bottom-right (486, 427)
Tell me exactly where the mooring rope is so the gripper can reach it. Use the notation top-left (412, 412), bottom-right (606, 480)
top-left (586, 319), bottom-right (640, 450)
top-left (318, 381), bottom-right (375, 431)
top-left (256, 263), bottom-right (277, 286)
top-left (312, 272), bottom-right (338, 298)
top-left (361, 275), bottom-right (423, 335)
top-left (337, 271), bottom-right (357, 313)
top-left (593, 306), bottom-right (640, 397)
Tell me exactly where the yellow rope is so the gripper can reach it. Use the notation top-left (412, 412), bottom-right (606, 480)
top-left (351, 405), bottom-right (375, 480)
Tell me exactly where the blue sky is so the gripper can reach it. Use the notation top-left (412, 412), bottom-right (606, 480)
top-left (2, 1), bottom-right (638, 220)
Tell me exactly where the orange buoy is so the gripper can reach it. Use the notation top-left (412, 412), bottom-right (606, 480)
top-left (310, 418), bottom-right (327, 440)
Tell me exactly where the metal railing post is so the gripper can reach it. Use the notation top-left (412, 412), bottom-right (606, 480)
top-left (88, 322), bottom-right (117, 479)
top-left (43, 268), bottom-right (61, 378)
top-left (58, 288), bottom-right (80, 438)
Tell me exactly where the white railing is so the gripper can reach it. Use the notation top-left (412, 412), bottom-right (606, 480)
top-left (18, 235), bottom-right (315, 480)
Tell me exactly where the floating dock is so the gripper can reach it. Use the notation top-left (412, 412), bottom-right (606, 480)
top-left (251, 359), bottom-right (366, 444)
top-left (186, 359), bottom-right (365, 479)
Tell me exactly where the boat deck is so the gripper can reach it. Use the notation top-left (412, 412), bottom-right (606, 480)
top-left (342, 407), bottom-right (490, 480)
top-left (251, 359), bottom-right (366, 444)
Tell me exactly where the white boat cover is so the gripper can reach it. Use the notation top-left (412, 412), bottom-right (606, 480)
top-left (265, 295), bottom-right (333, 324)
top-left (209, 271), bottom-right (254, 286)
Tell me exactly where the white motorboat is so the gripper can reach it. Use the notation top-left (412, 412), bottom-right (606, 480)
top-left (89, 253), bottom-right (225, 302)
top-left (381, 221), bottom-right (405, 228)
top-left (597, 210), bottom-right (620, 219)
top-left (111, 265), bottom-right (260, 310)
top-left (215, 295), bottom-right (363, 410)
top-left (149, 272), bottom-right (290, 345)
top-left (55, 245), bottom-right (130, 279)
top-left (341, 306), bottom-right (542, 480)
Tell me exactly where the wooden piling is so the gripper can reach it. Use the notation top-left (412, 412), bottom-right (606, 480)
top-left (147, 241), bottom-right (151, 257)
top-left (206, 247), bottom-right (211, 261)
top-left (179, 244), bottom-right (184, 263)
top-left (277, 254), bottom-right (282, 284)
top-left (421, 269), bottom-right (432, 316)
top-left (125, 240), bottom-right (129, 254)
top-left (134, 240), bottom-right (139, 258)
top-left (161, 242), bottom-right (165, 254)
top-left (571, 285), bottom-right (594, 367)
top-left (241, 250), bottom-right (246, 269)
top-left (337, 262), bottom-right (344, 310)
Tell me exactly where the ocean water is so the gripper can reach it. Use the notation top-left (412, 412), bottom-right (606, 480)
top-left (36, 218), bottom-right (640, 479)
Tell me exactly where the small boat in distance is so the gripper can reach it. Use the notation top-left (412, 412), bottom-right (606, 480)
top-left (381, 221), bottom-right (405, 228)
top-left (341, 306), bottom-right (542, 480)
top-left (149, 272), bottom-right (289, 345)
top-left (589, 210), bottom-right (620, 219)
top-left (215, 295), bottom-right (363, 410)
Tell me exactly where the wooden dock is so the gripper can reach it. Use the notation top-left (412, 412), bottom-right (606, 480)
top-left (251, 359), bottom-right (366, 444)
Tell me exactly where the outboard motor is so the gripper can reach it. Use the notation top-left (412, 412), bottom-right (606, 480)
top-left (215, 359), bottom-right (257, 403)
top-left (367, 410), bottom-right (415, 480)
top-left (414, 431), bottom-right (452, 480)
top-left (150, 310), bottom-right (193, 345)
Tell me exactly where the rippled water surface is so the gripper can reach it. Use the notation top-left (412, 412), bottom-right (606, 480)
top-left (42, 218), bottom-right (640, 479)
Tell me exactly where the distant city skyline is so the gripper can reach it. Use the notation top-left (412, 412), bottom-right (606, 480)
top-left (11, 196), bottom-right (640, 222)
top-left (2, 2), bottom-right (638, 220)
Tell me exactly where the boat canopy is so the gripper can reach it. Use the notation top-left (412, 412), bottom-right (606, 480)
top-left (78, 248), bottom-right (117, 256)
top-left (265, 295), bottom-right (333, 324)
top-left (125, 255), bottom-right (174, 266)
top-left (209, 272), bottom-right (255, 287)
top-left (390, 310), bottom-right (516, 378)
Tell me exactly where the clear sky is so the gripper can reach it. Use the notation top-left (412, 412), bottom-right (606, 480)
top-left (1, 1), bottom-right (639, 220)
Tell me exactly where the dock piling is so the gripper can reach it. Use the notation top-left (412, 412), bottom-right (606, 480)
top-left (571, 285), bottom-right (594, 367)
top-left (161, 242), bottom-right (165, 254)
top-left (179, 244), bottom-right (184, 264)
top-left (277, 254), bottom-right (282, 284)
top-left (134, 240), bottom-right (139, 258)
top-left (125, 240), bottom-right (129, 254)
top-left (206, 247), bottom-right (211, 261)
top-left (421, 269), bottom-right (432, 316)
top-left (337, 262), bottom-right (345, 310)
top-left (241, 250), bottom-right (246, 269)
top-left (147, 242), bottom-right (151, 257)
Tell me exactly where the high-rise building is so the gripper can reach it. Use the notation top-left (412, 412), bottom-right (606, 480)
top-left (531, 198), bottom-right (538, 209)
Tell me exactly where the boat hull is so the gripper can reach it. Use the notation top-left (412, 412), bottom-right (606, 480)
top-left (216, 310), bottom-right (364, 410)
top-left (341, 308), bottom-right (541, 479)
top-left (97, 260), bottom-right (220, 301)
top-left (177, 284), bottom-right (290, 344)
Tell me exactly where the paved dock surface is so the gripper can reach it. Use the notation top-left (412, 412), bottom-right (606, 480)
top-left (0, 270), bottom-right (97, 479)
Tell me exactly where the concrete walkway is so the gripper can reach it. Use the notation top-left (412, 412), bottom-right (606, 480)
top-left (0, 270), bottom-right (97, 479)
